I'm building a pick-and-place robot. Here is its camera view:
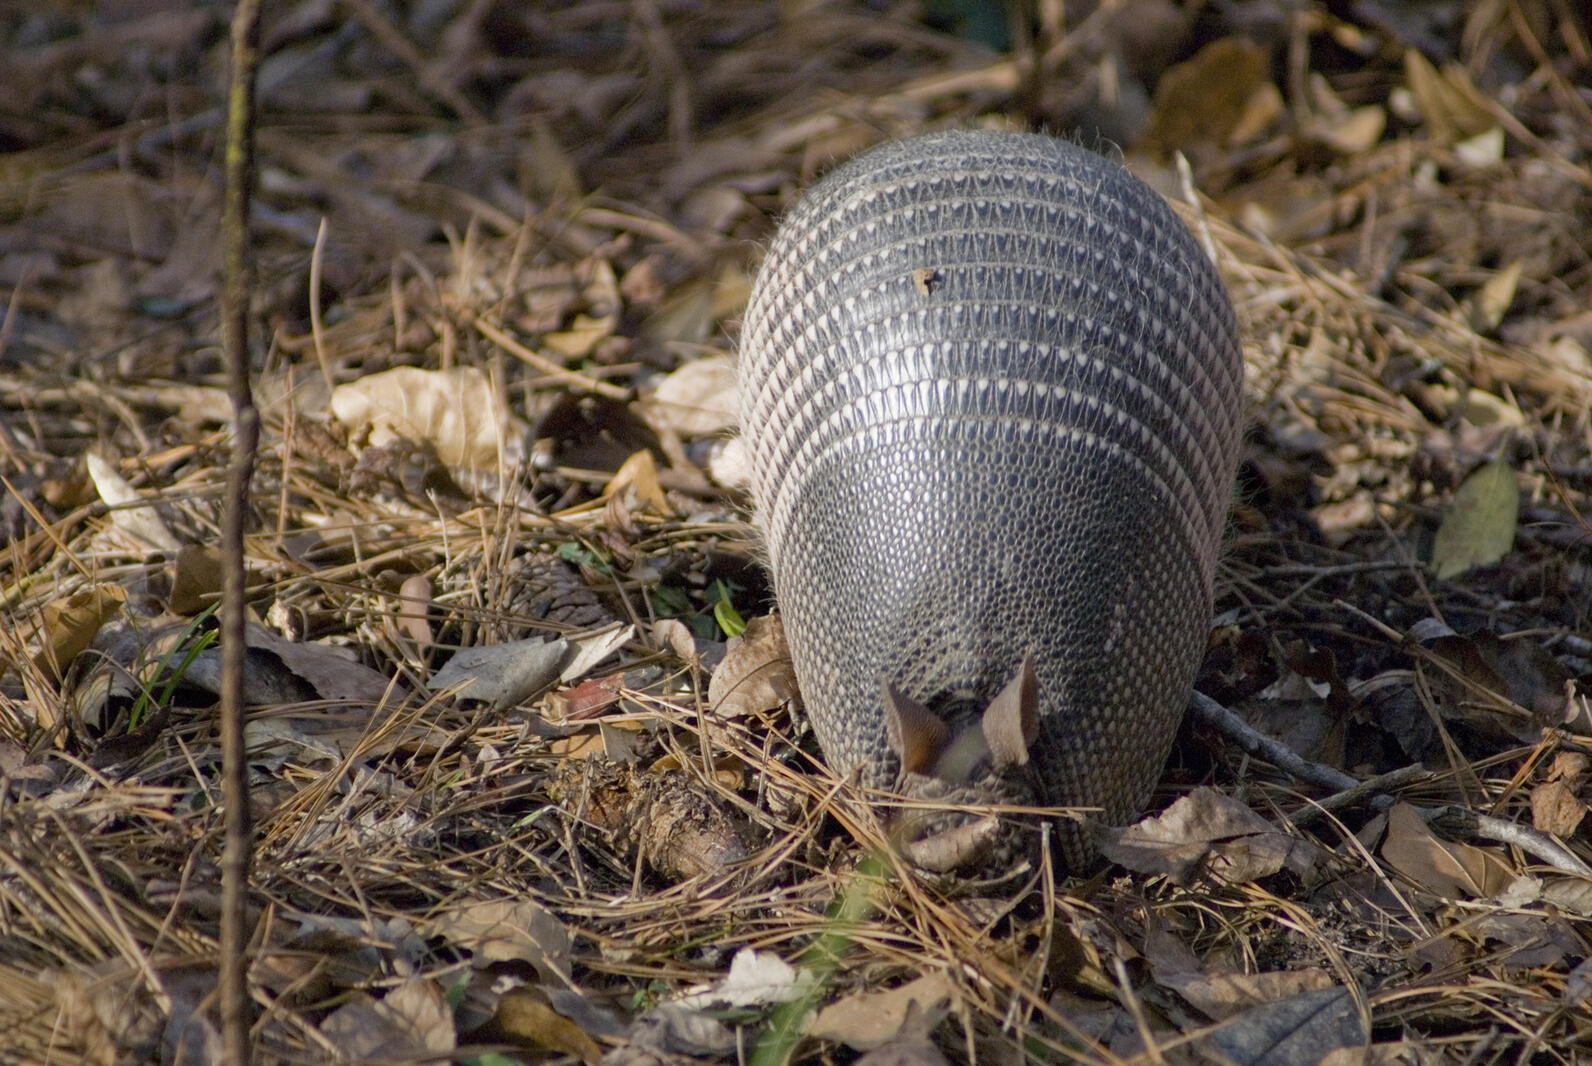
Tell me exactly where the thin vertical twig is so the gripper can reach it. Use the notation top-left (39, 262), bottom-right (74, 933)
top-left (220, 0), bottom-right (263, 1062)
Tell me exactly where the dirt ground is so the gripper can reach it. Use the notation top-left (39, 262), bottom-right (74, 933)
top-left (3, 1), bottom-right (1592, 1063)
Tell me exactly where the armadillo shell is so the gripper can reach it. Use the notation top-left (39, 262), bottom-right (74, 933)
top-left (738, 130), bottom-right (1243, 865)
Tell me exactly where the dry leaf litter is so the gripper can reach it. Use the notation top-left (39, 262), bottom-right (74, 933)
top-left (2, 1), bottom-right (1592, 1063)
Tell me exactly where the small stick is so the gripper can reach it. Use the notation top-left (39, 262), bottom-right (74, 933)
top-left (219, 1), bottom-right (263, 1061)
top-left (1188, 691), bottom-right (1591, 876)
top-left (470, 315), bottom-right (631, 402)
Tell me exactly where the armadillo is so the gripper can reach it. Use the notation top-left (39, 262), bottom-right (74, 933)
top-left (737, 130), bottom-right (1243, 867)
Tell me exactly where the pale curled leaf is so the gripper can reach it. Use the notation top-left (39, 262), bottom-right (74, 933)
top-left (642, 353), bottom-right (738, 437)
top-left (428, 636), bottom-right (571, 709)
top-left (809, 973), bottom-right (954, 1051)
top-left (651, 617), bottom-right (727, 673)
top-left (396, 573), bottom-right (433, 649)
top-left (560, 622), bottom-right (633, 682)
top-left (330, 365), bottom-right (525, 470)
top-left (674, 948), bottom-right (815, 1010)
top-left (86, 451), bottom-right (180, 552)
top-left (1470, 260), bottom-right (1522, 331)
top-left (1306, 105), bottom-right (1386, 154)
top-left (1454, 126), bottom-right (1505, 168)
top-left (424, 898), bottom-right (573, 984)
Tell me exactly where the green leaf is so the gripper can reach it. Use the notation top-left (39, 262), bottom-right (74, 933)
top-left (557, 540), bottom-right (612, 574)
top-left (649, 585), bottom-right (691, 617)
top-left (129, 602), bottom-right (220, 729)
top-left (708, 579), bottom-right (746, 638)
top-left (1429, 458), bottom-right (1519, 579)
top-left (688, 612), bottom-right (719, 642)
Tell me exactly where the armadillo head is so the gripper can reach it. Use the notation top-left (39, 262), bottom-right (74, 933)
top-left (882, 654), bottom-right (1045, 873)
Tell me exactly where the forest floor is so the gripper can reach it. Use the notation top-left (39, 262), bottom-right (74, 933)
top-left (2, 1), bottom-right (1592, 1063)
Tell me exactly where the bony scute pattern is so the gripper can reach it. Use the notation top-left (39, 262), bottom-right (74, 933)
top-left (738, 130), bottom-right (1243, 867)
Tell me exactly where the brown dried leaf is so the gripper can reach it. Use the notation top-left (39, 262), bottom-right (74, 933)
top-left (709, 614), bottom-right (799, 718)
top-left (853, 1027), bottom-right (952, 1066)
top-left (18, 174), bottom-right (175, 258)
top-left (1101, 787), bottom-right (1277, 883)
top-left (34, 585), bottom-right (126, 682)
top-left (525, 116), bottom-right (583, 203)
top-left (1202, 985), bottom-right (1365, 1066)
top-left (1567, 959), bottom-right (1592, 1007)
top-left (643, 274), bottom-right (717, 347)
top-left (1403, 50), bottom-right (1496, 143)
top-left (544, 312), bottom-right (612, 358)
top-left (1165, 968), bottom-right (1336, 1023)
top-left (234, 623), bottom-right (395, 704)
top-left (1472, 911), bottom-right (1574, 969)
top-left (544, 259), bottom-right (619, 356)
top-left (1379, 802), bottom-right (1514, 899)
top-left (1530, 780), bottom-right (1587, 838)
top-left (49, 962), bottom-right (163, 1066)
top-left (1546, 752), bottom-right (1589, 781)
top-left (546, 673), bottom-right (625, 720)
top-left (168, 544), bottom-right (222, 616)
top-left (606, 448), bottom-right (672, 515)
top-left (1208, 831), bottom-right (1301, 885)
top-left (1414, 624), bottom-right (1575, 738)
top-left (491, 990), bottom-right (603, 1066)
top-left (1142, 38), bottom-right (1270, 156)
top-left (319, 978), bottom-right (454, 1060)
top-left (809, 973), bottom-right (954, 1051)
top-left (425, 898), bottom-right (573, 981)
top-left (1542, 878), bottom-right (1592, 916)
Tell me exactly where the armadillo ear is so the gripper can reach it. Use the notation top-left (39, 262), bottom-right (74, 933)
top-left (883, 682), bottom-right (950, 776)
top-left (982, 653), bottom-right (1040, 770)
